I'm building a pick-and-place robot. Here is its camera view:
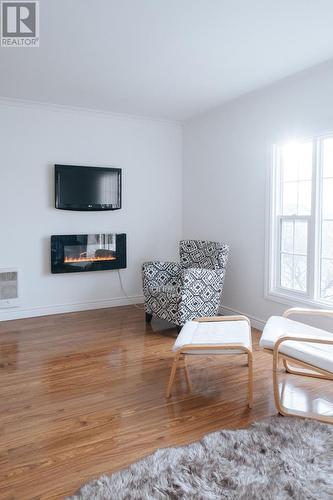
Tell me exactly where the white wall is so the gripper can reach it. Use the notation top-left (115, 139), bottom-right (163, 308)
top-left (183, 61), bottom-right (333, 328)
top-left (0, 101), bottom-right (182, 320)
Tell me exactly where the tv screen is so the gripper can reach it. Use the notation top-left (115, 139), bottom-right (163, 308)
top-left (55, 165), bottom-right (121, 211)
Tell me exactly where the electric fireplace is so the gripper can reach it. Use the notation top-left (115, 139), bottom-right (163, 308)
top-left (51, 233), bottom-right (126, 273)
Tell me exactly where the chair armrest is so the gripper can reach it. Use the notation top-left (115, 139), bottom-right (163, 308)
top-left (143, 261), bottom-right (179, 268)
top-left (283, 307), bottom-right (333, 319)
top-left (142, 261), bottom-right (181, 290)
top-left (275, 335), bottom-right (333, 349)
top-left (273, 334), bottom-right (333, 369)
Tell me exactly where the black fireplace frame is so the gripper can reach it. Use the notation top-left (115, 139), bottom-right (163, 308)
top-left (51, 233), bottom-right (127, 274)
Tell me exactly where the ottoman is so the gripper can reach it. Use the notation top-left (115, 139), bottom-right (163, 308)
top-left (166, 315), bottom-right (253, 407)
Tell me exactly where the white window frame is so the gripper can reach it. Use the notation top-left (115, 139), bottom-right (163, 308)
top-left (266, 133), bottom-right (333, 309)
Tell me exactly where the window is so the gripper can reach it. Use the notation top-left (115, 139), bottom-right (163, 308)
top-left (268, 134), bottom-right (333, 307)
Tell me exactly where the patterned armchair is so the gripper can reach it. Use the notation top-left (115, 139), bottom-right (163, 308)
top-left (142, 240), bottom-right (229, 331)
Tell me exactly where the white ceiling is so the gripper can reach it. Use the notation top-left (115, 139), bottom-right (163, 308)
top-left (1, 0), bottom-right (333, 120)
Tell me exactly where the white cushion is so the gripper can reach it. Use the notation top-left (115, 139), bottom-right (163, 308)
top-left (260, 316), bottom-right (333, 374)
top-left (173, 319), bottom-right (252, 354)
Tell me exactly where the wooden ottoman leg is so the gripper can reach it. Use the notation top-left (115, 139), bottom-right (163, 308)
top-left (166, 352), bottom-right (181, 398)
top-left (182, 355), bottom-right (192, 392)
top-left (248, 351), bottom-right (254, 408)
top-left (273, 346), bottom-right (286, 416)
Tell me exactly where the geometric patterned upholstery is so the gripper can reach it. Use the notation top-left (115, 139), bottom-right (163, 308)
top-left (142, 240), bottom-right (230, 327)
top-left (180, 240), bottom-right (229, 270)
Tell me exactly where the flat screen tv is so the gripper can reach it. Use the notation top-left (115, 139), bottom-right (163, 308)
top-left (55, 165), bottom-right (122, 211)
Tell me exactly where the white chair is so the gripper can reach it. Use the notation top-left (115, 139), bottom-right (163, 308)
top-left (260, 307), bottom-right (333, 423)
top-left (166, 315), bottom-right (253, 408)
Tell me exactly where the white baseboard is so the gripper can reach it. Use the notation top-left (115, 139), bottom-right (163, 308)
top-left (0, 296), bottom-right (265, 329)
top-left (220, 304), bottom-right (265, 331)
top-left (0, 295), bottom-right (144, 322)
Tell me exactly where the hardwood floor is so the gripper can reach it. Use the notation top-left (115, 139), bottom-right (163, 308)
top-left (0, 305), bottom-right (332, 499)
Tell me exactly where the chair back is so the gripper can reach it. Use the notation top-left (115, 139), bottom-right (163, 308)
top-left (179, 240), bottom-right (229, 270)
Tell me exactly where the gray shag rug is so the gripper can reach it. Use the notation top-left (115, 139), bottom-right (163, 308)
top-left (70, 416), bottom-right (333, 500)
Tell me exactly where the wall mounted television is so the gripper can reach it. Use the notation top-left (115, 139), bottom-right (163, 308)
top-left (55, 165), bottom-right (122, 211)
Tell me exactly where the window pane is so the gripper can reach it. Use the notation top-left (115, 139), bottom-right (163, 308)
top-left (293, 255), bottom-right (307, 291)
top-left (298, 142), bottom-right (313, 181)
top-left (282, 182), bottom-right (297, 215)
top-left (281, 142), bottom-right (312, 181)
top-left (321, 221), bottom-right (333, 259)
top-left (281, 253), bottom-right (293, 289)
top-left (282, 146), bottom-right (298, 181)
top-left (322, 178), bottom-right (333, 218)
top-left (281, 220), bottom-right (293, 253)
top-left (323, 137), bottom-right (333, 178)
top-left (279, 218), bottom-right (308, 293)
top-left (320, 145), bottom-right (333, 302)
top-left (320, 259), bottom-right (333, 301)
top-left (282, 181), bottom-right (312, 216)
top-left (297, 181), bottom-right (312, 215)
top-left (280, 141), bottom-right (312, 217)
top-left (294, 220), bottom-right (308, 255)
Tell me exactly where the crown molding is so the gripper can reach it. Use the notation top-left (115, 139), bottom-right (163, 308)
top-left (0, 96), bottom-right (182, 128)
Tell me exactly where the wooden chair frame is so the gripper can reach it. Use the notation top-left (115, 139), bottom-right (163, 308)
top-left (265, 307), bottom-right (333, 424)
top-left (166, 315), bottom-right (253, 408)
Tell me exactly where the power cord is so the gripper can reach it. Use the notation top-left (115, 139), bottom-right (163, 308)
top-left (117, 270), bottom-right (144, 310)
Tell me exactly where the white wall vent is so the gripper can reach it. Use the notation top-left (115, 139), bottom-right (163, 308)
top-left (0, 269), bottom-right (19, 308)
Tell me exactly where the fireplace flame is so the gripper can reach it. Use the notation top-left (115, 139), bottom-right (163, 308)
top-left (64, 255), bottom-right (116, 263)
